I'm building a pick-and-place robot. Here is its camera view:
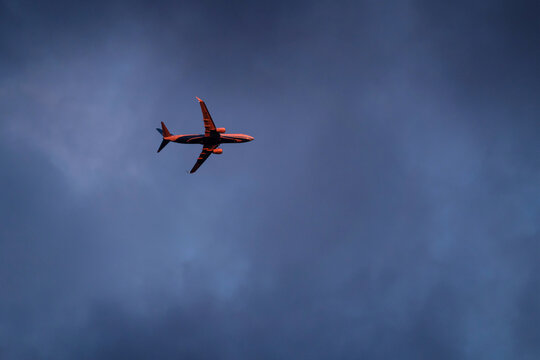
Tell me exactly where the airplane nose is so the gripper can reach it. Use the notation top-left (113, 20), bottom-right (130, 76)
top-left (248, 136), bottom-right (254, 141)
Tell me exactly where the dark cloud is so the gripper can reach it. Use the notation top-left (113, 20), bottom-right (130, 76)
top-left (1, 0), bottom-right (539, 359)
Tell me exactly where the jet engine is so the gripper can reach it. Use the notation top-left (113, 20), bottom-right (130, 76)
top-left (216, 127), bottom-right (226, 133)
top-left (213, 148), bottom-right (223, 154)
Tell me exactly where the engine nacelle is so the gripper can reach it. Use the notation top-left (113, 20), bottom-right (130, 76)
top-left (216, 127), bottom-right (226, 133)
top-left (213, 148), bottom-right (223, 154)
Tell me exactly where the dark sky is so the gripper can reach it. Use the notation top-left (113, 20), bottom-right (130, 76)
top-left (1, 0), bottom-right (540, 358)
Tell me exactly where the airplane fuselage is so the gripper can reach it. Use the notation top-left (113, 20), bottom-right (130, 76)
top-left (165, 133), bottom-right (254, 145)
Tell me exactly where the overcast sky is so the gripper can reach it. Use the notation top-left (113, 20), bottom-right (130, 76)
top-left (1, 0), bottom-right (539, 359)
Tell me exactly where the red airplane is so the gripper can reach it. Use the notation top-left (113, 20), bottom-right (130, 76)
top-left (156, 97), bottom-right (254, 173)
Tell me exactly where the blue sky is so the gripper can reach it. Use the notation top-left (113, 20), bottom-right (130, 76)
top-left (1, 1), bottom-right (539, 358)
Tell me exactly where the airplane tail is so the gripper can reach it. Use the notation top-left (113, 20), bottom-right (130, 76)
top-left (156, 121), bottom-right (172, 153)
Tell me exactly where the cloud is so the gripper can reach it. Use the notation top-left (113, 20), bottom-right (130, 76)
top-left (1, 0), bottom-right (539, 359)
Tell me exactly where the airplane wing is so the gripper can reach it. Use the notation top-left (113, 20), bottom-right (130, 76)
top-left (196, 97), bottom-right (216, 136)
top-left (190, 144), bottom-right (219, 173)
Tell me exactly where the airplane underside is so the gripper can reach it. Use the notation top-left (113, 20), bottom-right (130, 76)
top-left (171, 135), bottom-right (252, 145)
top-left (156, 97), bottom-right (253, 173)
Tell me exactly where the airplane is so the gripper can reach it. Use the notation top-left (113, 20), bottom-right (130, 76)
top-left (156, 97), bottom-right (254, 173)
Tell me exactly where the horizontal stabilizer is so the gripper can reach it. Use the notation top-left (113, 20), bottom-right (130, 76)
top-left (161, 121), bottom-right (171, 137)
top-left (156, 128), bottom-right (163, 135)
top-left (157, 139), bottom-right (170, 153)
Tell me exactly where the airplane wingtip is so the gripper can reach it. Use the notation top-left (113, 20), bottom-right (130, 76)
top-left (196, 97), bottom-right (202, 102)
